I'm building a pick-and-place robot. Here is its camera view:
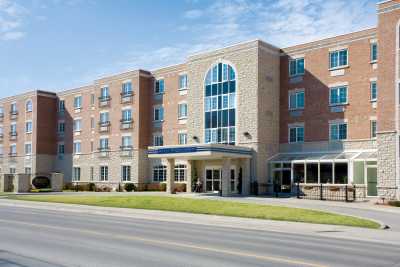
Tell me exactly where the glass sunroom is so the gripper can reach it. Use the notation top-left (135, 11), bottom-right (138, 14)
top-left (269, 151), bottom-right (377, 196)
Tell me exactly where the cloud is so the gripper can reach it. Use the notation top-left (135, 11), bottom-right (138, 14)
top-left (183, 9), bottom-right (203, 19)
top-left (0, 0), bottom-right (28, 41)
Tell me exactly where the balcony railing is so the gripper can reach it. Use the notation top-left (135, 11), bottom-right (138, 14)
top-left (120, 119), bottom-right (133, 130)
top-left (98, 96), bottom-right (111, 108)
top-left (9, 132), bottom-right (17, 141)
top-left (120, 92), bottom-right (133, 104)
top-left (98, 121), bottom-right (111, 133)
top-left (98, 148), bottom-right (111, 158)
top-left (8, 152), bottom-right (17, 157)
top-left (120, 145), bottom-right (133, 157)
top-left (9, 110), bottom-right (18, 120)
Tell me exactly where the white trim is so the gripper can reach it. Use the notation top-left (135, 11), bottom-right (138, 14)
top-left (328, 81), bottom-right (348, 88)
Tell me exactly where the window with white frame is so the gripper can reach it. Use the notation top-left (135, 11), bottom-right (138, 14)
top-left (10, 144), bottom-right (16, 155)
top-left (26, 100), bottom-right (32, 112)
top-left (330, 122), bottom-right (347, 141)
top-left (122, 109), bottom-right (132, 121)
top-left (73, 119), bottom-right (82, 132)
top-left (73, 141), bottom-right (81, 154)
top-left (153, 134), bottom-right (163, 146)
top-left (370, 81), bottom-right (377, 101)
top-left (90, 94), bottom-right (95, 106)
top-left (58, 143), bottom-right (65, 154)
top-left (100, 166), bottom-right (108, 181)
top-left (153, 165), bottom-right (166, 182)
top-left (0, 107), bottom-right (4, 117)
top-left (74, 96), bottom-right (82, 109)
top-left (73, 167), bottom-right (81, 181)
top-left (174, 164), bottom-right (187, 182)
top-left (25, 121), bottom-right (32, 133)
top-left (121, 135), bottom-right (132, 149)
top-left (25, 167), bottom-right (32, 174)
top-left (153, 106), bottom-right (164, 121)
top-left (99, 138), bottom-right (109, 151)
top-left (289, 58), bottom-right (305, 76)
top-left (100, 112), bottom-right (109, 124)
top-left (58, 121), bottom-right (65, 133)
top-left (178, 103), bottom-right (188, 119)
top-left (0, 145), bottom-right (3, 157)
top-left (121, 165), bottom-right (131, 182)
top-left (90, 117), bottom-right (95, 129)
top-left (10, 103), bottom-right (17, 113)
top-left (329, 49), bottom-right (348, 69)
top-left (122, 81), bottom-right (132, 95)
top-left (90, 166), bottom-right (94, 181)
top-left (10, 123), bottom-right (16, 134)
top-left (178, 132), bottom-right (187, 145)
top-left (204, 62), bottom-right (236, 145)
top-left (289, 126), bottom-right (304, 143)
top-left (179, 74), bottom-right (188, 90)
top-left (25, 143), bottom-right (32, 155)
top-left (371, 43), bottom-right (378, 62)
top-left (9, 168), bottom-right (16, 174)
top-left (289, 90), bottom-right (305, 110)
top-left (155, 79), bottom-right (165, 94)
top-left (371, 120), bottom-right (377, 139)
top-left (100, 87), bottom-right (110, 99)
top-left (330, 86), bottom-right (348, 105)
top-left (58, 100), bottom-right (65, 112)
top-left (0, 126), bottom-right (2, 136)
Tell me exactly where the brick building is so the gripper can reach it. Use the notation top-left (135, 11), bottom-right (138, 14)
top-left (0, 0), bottom-right (399, 200)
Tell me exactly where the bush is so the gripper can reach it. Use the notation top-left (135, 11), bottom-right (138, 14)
top-left (388, 201), bottom-right (400, 207)
top-left (124, 183), bottom-right (136, 192)
top-left (88, 183), bottom-right (96, 192)
top-left (32, 177), bottom-right (51, 189)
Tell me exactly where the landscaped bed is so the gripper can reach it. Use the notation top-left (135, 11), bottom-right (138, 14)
top-left (9, 195), bottom-right (380, 229)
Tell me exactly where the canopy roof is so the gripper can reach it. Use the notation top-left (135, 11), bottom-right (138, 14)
top-left (270, 151), bottom-right (376, 163)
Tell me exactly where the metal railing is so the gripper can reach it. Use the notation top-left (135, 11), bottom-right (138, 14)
top-left (296, 183), bottom-right (366, 202)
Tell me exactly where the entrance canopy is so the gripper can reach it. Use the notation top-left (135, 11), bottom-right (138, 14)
top-left (269, 150), bottom-right (377, 163)
top-left (148, 144), bottom-right (252, 160)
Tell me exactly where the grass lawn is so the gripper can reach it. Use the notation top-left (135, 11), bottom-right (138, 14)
top-left (10, 195), bottom-right (380, 229)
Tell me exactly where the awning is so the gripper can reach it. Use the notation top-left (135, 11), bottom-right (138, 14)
top-left (269, 151), bottom-right (376, 163)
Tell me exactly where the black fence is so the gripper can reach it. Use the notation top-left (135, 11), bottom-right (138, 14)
top-left (296, 183), bottom-right (366, 202)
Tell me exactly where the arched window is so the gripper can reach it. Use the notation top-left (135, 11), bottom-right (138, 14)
top-left (204, 62), bottom-right (236, 145)
top-left (26, 100), bottom-right (32, 112)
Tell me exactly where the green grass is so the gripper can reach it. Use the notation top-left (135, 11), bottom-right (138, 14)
top-left (10, 195), bottom-right (380, 229)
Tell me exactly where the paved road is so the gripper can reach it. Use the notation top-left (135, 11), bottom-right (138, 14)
top-left (1, 206), bottom-right (400, 267)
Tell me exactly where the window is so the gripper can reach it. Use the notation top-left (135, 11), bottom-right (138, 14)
top-left (100, 166), bottom-right (108, 181)
top-left (370, 81), bottom-right (377, 101)
top-left (155, 79), bottom-right (165, 94)
top-left (25, 143), bottom-right (32, 155)
top-left (121, 136), bottom-right (132, 148)
top-left (9, 168), bottom-right (16, 174)
top-left (0, 126), bottom-right (2, 136)
top-left (73, 167), bottom-right (81, 181)
top-left (90, 94), bottom-right (95, 106)
top-left (58, 100), bottom-right (65, 112)
top-left (0, 145), bottom-right (3, 157)
top-left (58, 143), bottom-right (65, 154)
top-left (25, 121), bottom-right (32, 133)
top-left (10, 103), bottom-right (17, 113)
top-left (10, 144), bottom-right (16, 155)
top-left (289, 90), bottom-right (305, 110)
top-left (90, 140), bottom-right (94, 152)
top-left (74, 96), bottom-right (82, 109)
top-left (371, 120), bottom-right (377, 139)
top-left (330, 86), bottom-right (348, 105)
top-left (178, 103), bottom-right (188, 119)
top-left (73, 141), bottom-right (81, 154)
top-left (99, 138), bottom-right (109, 150)
top-left (10, 123), bottom-right (16, 134)
top-left (289, 126), bottom-right (304, 143)
top-left (100, 112), bottom-right (109, 124)
top-left (204, 62), bottom-right (236, 145)
top-left (329, 49), bottom-right (348, 69)
top-left (179, 74), bottom-right (188, 90)
top-left (90, 167), bottom-right (94, 181)
top-left (178, 133), bottom-right (187, 145)
top-left (25, 167), bottom-right (31, 175)
top-left (153, 106), bottom-right (164, 121)
top-left (371, 43), bottom-right (378, 62)
top-left (58, 121), bottom-right (65, 133)
top-left (174, 164), bottom-right (187, 182)
top-left (289, 58), bottom-right (305, 76)
top-left (0, 107), bottom-right (4, 117)
top-left (330, 123), bottom-right (347, 141)
top-left (122, 109), bottom-right (132, 121)
top-left (121, 165), bottom-right (131, 182)
top-left (26, 100), bottom-right (32, 112)
top-left (73, 119), bottom-right (82, 132)
top-left (153, 134), bottom-right (163, 146)
top-left (153, 165), bottom-right (166, 182)
top-left (91, 117), bottom-right (95, 129)
top-left (101, 87), bottom-right (109, 99)
top-left (122, 82), bottom-right (132, 95)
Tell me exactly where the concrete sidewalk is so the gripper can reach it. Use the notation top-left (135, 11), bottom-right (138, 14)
top-left (1, 198), bottom-right (399, 246)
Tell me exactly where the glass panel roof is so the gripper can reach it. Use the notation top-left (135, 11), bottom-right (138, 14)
top-left (271, 151), bottom-right (376, 162)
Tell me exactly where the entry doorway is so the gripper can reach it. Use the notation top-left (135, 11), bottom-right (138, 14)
top-left (272, 168), bottom-right (291, 193)
top-left (366, 164), bottom-right (377, 197)
top-left (205, 168), bottom-right (221, 192)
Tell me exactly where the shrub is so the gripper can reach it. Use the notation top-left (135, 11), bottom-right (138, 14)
top-left (32, 176), bottom-right (51, 189)
top-left (124, 183), bottom-right (136, 192)
top-left (388, 201), bottom-right (400, 207)
top-left (88, 183), bottom-right (96, 192)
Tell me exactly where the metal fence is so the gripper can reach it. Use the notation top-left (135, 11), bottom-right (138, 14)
top-left (295, 183), bottom-right (366, 202)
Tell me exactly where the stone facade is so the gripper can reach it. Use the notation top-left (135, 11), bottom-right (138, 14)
top-left (377, 132), bottom-right (398, 199)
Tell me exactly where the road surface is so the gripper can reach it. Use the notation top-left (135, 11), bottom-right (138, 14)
top-left (0, 205), bottom-right (400, 267)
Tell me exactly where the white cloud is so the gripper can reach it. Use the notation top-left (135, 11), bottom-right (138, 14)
top-left (184, 9), bottom-right (203, 19)
top-left (1, 31), bottom-right (24, 40)
top-left (0, 0), bottom-right (28, 41)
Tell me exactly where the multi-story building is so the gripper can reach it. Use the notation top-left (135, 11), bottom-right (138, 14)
top-left (1, 0), bottom-right (400, 200)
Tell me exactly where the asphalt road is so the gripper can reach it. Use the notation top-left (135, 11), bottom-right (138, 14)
top-left (0, 206), bottom-right (400, 267)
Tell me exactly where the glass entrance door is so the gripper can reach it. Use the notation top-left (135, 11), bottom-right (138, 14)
top-left (367, 167), bottom-right (377, 197)
top-left (206, 168), bottom-right (221, 192)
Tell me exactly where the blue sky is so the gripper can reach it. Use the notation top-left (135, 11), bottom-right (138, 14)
top-left (0, 0), bottom-right (378, 98)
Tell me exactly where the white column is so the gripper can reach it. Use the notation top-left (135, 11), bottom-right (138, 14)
top-left (242, 158), bottom-right (251, 195)
top-left (186, 160), bottom-right (193, 193)
top-left (318, 162), bottom-right (321, 184)
top-left (348, 160), bottom-right (353, 184)
top-left (221, 158), bottom-right (231, 197)
top-left (166, 158), bottom-right (175, 194)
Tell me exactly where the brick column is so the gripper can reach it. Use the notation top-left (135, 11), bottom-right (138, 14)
top-left (186, 160), bottom-right (193, 193)
top-left (166, 158), bottom-right (175, 194)
top-left (221, 158), bottom-right (231, 197)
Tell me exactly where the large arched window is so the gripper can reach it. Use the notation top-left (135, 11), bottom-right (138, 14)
top-left (204, 62), bottom-right (236, 145)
